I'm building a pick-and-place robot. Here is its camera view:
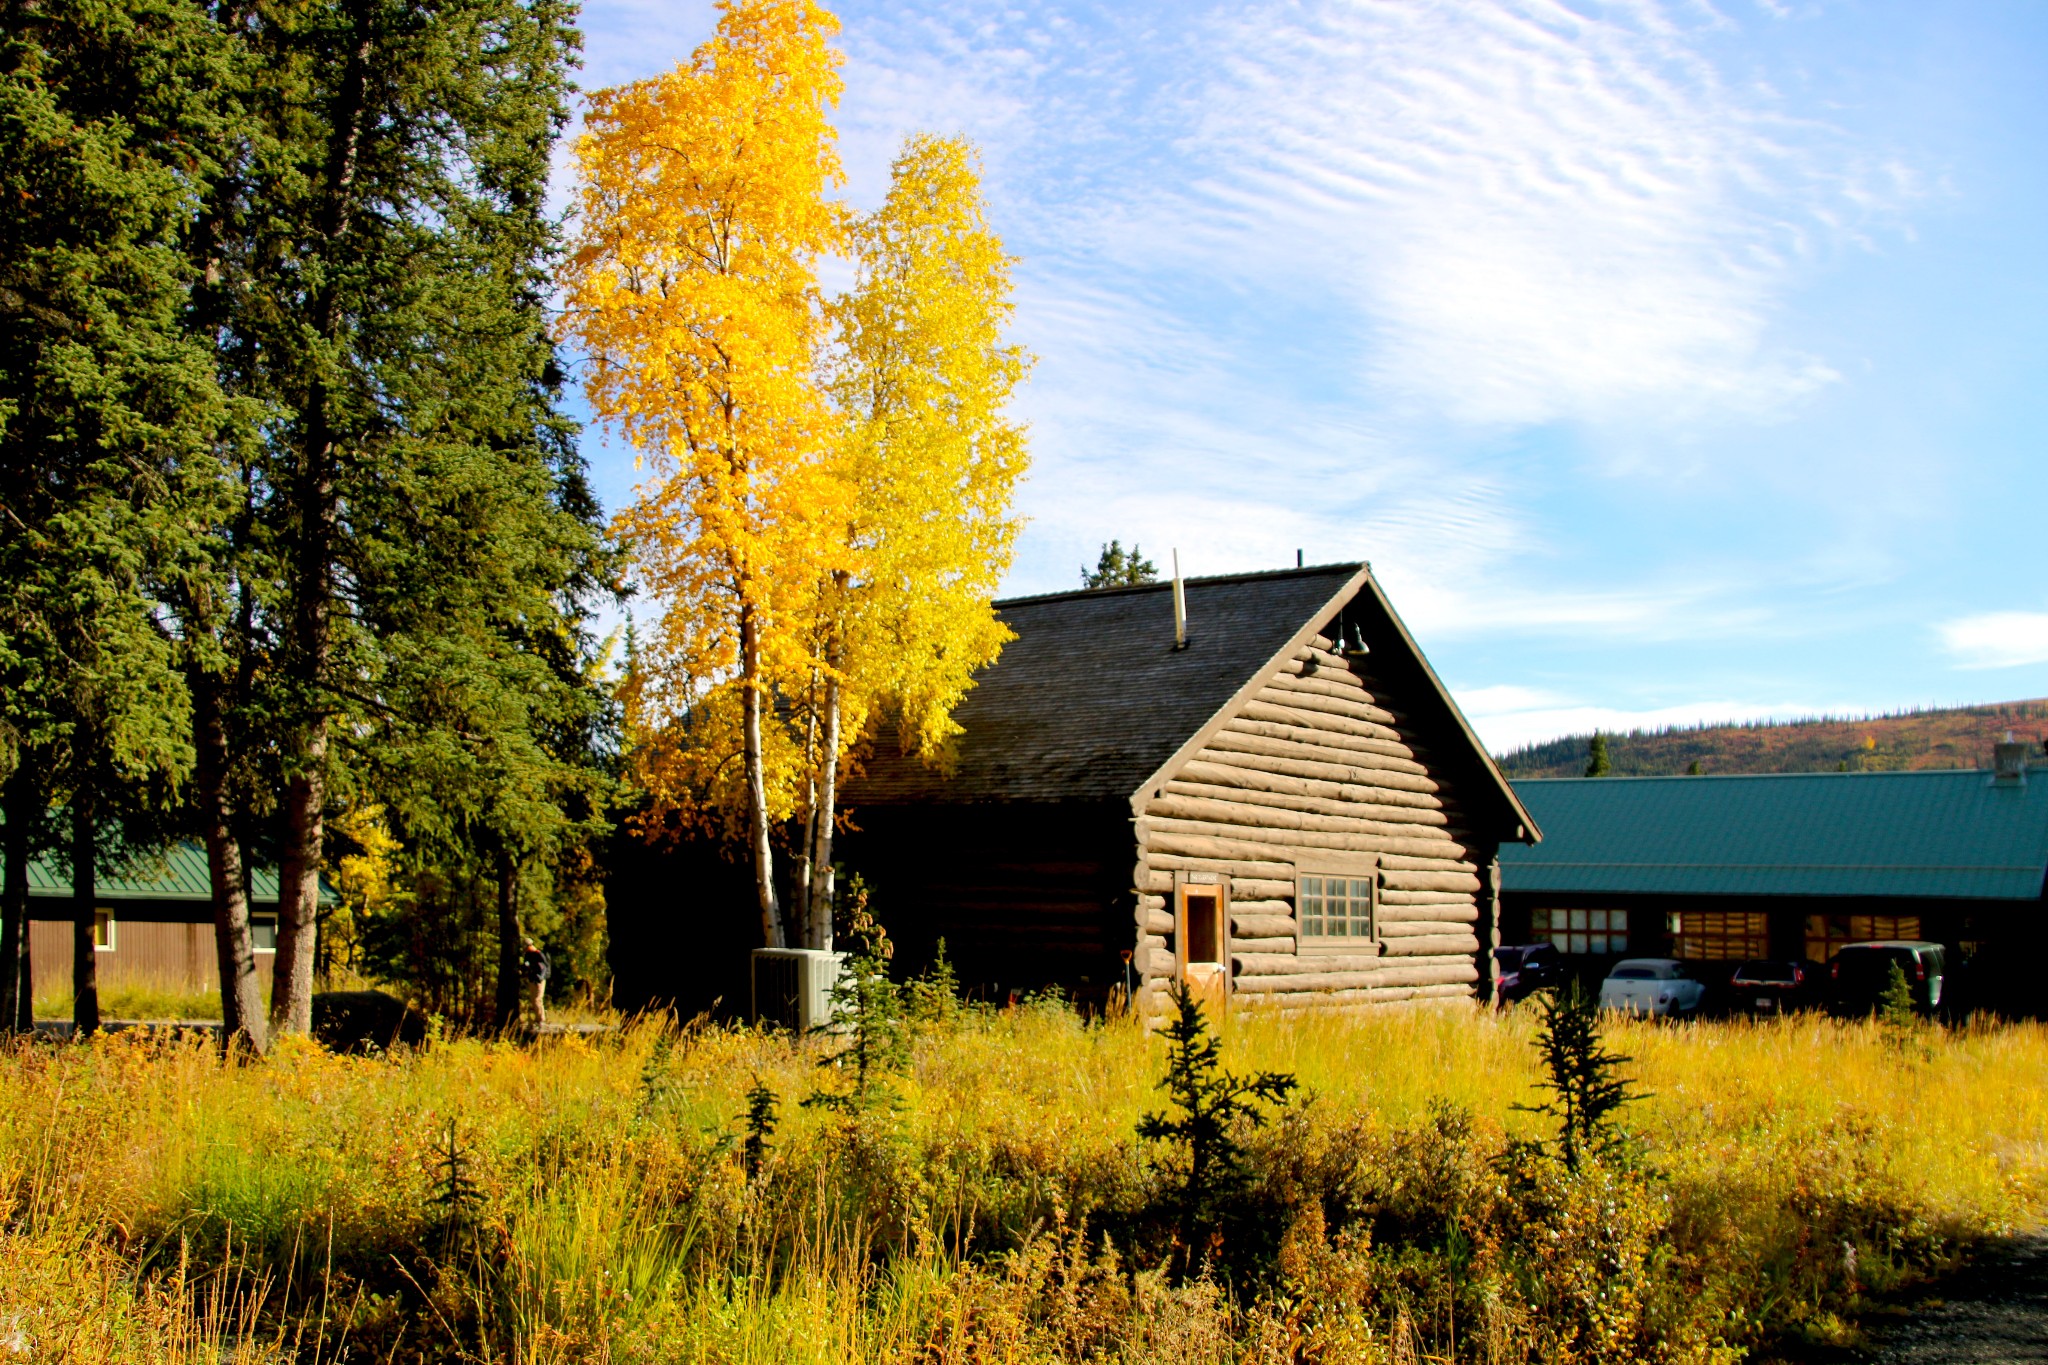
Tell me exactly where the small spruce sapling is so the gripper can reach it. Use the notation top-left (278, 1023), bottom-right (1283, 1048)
top-left (1137, 979), bottom-right (1298, 1277)
top-left (905, 937), bottom-right (960, 1027)
top-left (1877, 961), bottom-right (1931, 1060)
top-left (1878, 960), bottom-right (1917, 1027)
top-left (1518, 980), bottom-right (1641, 1173)
top-left (637, 1032), bottom-right (678, 1124)
top-left (430, 1119), bottom-right (482, 1249)
top-left (743, 1076), bottom-right (779, 1178)
top-left (1585, 732), bottom-right (1613, 777)
top-left (804, 877), bottom-right (907, 1112)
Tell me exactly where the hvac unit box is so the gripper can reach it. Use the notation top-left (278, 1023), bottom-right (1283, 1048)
top-left (750, 948), bottom-right (843, 1032)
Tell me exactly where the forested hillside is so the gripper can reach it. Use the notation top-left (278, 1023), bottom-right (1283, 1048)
top-left (1497, 699), bottom-right (2048, 778)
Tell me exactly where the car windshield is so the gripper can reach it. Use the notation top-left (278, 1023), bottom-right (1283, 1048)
top-left (1735, 962), bottom-right (1797, 985)
top-left (1609, 964), bottom-right (1667, 980)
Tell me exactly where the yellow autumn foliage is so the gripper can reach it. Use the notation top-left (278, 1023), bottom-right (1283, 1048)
top-left (827, 133), bottom-right (1031, 767)
top-left (559, 0), bottom-right (848, 881)
top-left (561, 6), bottom-right (1033, 946)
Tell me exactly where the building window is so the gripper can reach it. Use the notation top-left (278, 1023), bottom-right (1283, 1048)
top-left (1805, 915), bottom-right (1921, 962)
top-left (251, 916), bottom-right (278, 953)
top-left (1180, 884), bottom-right (1224, 965)
top-left (94, 908), bottom-right (115, 952)
top-left (1667, 911), bottom-right (1768, 961)
top-left (1531, 908), bottom-right (1627, 956)
top-left (1299, 873), bottom-right (1374, 943)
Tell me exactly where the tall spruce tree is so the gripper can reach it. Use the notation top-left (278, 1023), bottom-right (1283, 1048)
top-left (0, 0), bottom-right (232, 1034)
top-left (182, 0), bottom-right (599, 1037)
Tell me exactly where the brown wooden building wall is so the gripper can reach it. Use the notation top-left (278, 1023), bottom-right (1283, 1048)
top-left (1132, 634), bottom-right (1494, 1015)
top-left (28, 915), bottom-right (275, 1000)
top-left (839, 802), bottom-right (1136, 1005)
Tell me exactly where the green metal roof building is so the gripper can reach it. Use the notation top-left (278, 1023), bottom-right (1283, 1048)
top-left (21, 840), bottom-right (333, 1002)
top-left (25, 841), bottom-right (296, 905)
top-left (1496, 754), bottom-right (2048, 1012)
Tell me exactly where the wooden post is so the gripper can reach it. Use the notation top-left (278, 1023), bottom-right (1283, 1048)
top-left (1482, 854), bottom-right (1503, 1004)
top-left (1171, 551), bottom-right (1186, 650)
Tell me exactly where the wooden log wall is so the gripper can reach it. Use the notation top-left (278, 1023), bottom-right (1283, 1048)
top-left (1134, 635), bottom-right (1485, 1016)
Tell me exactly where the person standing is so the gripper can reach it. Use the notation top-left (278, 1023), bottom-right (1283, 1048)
top-left (519, 938), bottom-right (551, 1029)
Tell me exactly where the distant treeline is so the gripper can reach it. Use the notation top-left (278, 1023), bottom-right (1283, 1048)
top-left (1497, 700), bottom-right (2048, 779)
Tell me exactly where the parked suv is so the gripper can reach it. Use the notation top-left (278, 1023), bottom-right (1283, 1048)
top-left (1729, 959), bottom-right (1824, 1017)
top-left (1829, 941), bottom-right (1946, 1014)
top-left (1598, 958), bottom-right (1706, 1018)
top-left (1491, 943), bottom-right (1566, 1004)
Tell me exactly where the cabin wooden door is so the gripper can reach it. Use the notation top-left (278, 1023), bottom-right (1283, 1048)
top-left (1176, 876), bottom-right (1229, 1013)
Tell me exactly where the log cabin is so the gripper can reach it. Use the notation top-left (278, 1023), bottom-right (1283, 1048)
top-left (834, 562), bottom-right (1540, 1016)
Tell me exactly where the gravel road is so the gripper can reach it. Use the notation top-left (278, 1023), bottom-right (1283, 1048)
top-left (1871, 1233), bottom-right (2048, 1364)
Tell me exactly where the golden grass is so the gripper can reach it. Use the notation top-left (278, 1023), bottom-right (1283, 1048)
top-left (34, 983), bottom-right (234, 1022)
top-left (1, 1003), bottom-right (2043, 1363)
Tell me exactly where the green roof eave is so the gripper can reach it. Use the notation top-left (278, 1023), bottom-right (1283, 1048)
top-left (21, 840), bottom-right (338, 906)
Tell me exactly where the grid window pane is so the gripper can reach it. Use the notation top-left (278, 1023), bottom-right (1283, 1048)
top-left (1533, 909), bottom-right (1628, 956)
top-left (1297, 873), bottom-right (1372, 942)
top-left (1300, 876), bottom-right (1324, 938)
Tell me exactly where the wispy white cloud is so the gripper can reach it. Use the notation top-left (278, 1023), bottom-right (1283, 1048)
top-left (805, 0), bottom-right (1917, 625)
top-left (1175, 0), bottom-right (1896, 429)
top-left (1938, 611), bottom-right (2048, 670)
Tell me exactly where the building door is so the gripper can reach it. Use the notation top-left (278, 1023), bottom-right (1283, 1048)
top-left (1177, 877), bottom-right (1229, 1013)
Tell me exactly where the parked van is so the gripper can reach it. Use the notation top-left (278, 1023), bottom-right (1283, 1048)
top-left (1828, 941), bottom-right (1946, 1014)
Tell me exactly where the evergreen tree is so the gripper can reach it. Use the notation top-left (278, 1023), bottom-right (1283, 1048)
top-left (1518, 980), bottom-right (1641, 1173)
top-left (176, 0), bottom-right (605, 1037)
top-left (0, 0), bottom-right (233, 1034)
top-left (1585, 731), bottom-right (1612, 777)
top-left (1082, 539), bottom-right (1157, 589)
top-left (1138, 979), bottom-right (1297, 1278)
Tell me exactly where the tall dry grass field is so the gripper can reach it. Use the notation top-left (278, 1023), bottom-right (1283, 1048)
top-left (1, 1004), bottom-right (2042, 1363)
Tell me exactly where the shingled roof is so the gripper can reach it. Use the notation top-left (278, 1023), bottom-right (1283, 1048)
top-left (850, 563), bottom-right (1535, 841)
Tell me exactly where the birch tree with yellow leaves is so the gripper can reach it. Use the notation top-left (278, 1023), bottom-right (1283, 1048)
top-left (793, 135), bottom-right (1030, 949)
top-left (559, 0), bottom-right (847, 948)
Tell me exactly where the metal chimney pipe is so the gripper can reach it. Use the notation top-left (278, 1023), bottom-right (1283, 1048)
top-left (1172, 549), bottom-right (1187, 650)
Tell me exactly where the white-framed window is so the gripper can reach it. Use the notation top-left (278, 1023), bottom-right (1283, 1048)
top-left (1531, 907), bottom-right (1628, 956)
top-left (1297, 869), bottom-right (1376, 946)
top-left (94, 908), bottom-right (115, 952)
top-left (251, 916), bottom-right (278, 953)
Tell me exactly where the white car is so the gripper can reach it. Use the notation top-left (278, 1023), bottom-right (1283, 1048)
top-left (1598, 958), bottom-right (1705, 1018)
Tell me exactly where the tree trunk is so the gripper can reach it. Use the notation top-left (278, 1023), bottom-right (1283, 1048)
top-left (193, 670), bottom-right (266, 1053)
top-left (272, 9), bottom-right (371, 1040)
top-left (0, 762), bottom-right (36, 1033)
top-left (71, 796), bottom-right (99, 1037)
top-left (271, 734), bottom-right (325, 1036)
top-left (806, 661), bottom-right (841, 953)
top-left (494, 847), bottom-right (522, 1032)
top-left (739, 602), bottom-right (783, 949)
top-left (794, 677), bottom-right (819, 942)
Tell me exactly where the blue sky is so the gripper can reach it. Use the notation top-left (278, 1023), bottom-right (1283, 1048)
top-left (562, 0), bottom-right (2048, 753)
